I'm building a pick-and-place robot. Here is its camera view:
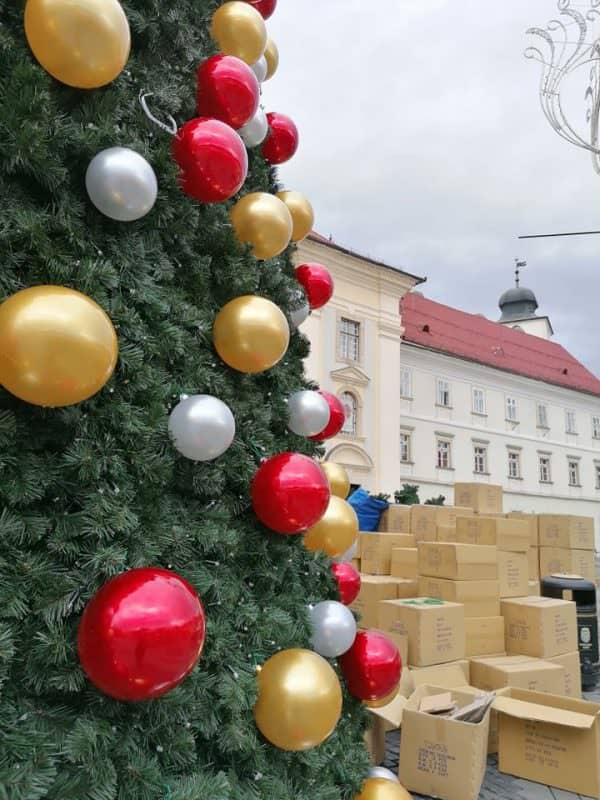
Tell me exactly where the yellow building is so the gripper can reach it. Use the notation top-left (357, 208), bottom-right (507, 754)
top-left (295, 233), bottom-right (424, 493)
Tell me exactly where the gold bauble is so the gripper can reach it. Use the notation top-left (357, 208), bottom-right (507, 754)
top-left (24, 0), bottom-right (131, 89)
top-left (304, 496), bottom-right (359, 558)
top-left (357, 778), bottom-right (413, 800)
top-left (230, 193), bottom-right (293, 260)
top-left (213, 295), bottom-right (289, 374)
top-left (276, 191), bottom-right (314, 243)
top-left (321, 461), bottom-right (350, 499)
top-left (254, 648), bottom-right (342, 751)
top-left (264, 37), bottom-right (279, 80)
top-left (0, 286), bottom-right (118, 407)
top-left (211, 1), bottom-right (267, 65)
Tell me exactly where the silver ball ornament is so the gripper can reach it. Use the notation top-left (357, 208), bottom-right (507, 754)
top-left (238, 107), bottom-right (269, 148)
top-left (289, 302), bottom-right (310, 329)
top-left (251, 55), bottom-right (268, 83)
top-left (309, 600), bottom-right (357, 658)
top-left (368, 767), bottom-right (400, 783)
top-left (86, 147), bottom-right (158, 222)
top-left (333, 540), bottom-right (358, 564)
top-left (168, 395), bottom-right (235, 462)
top-left (287, 390), bottom-right (330, 437)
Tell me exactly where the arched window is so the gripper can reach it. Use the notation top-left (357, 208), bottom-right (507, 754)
top-left (340, 392), bottom-right (358, 435)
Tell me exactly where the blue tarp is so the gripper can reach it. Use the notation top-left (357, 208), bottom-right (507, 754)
top-left (347, 487), bottom-right (389, 532)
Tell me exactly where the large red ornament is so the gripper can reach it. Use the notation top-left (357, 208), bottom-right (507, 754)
top-left (78, 568), bottom-right (206, 702)
top-left (242, 0), bottom-right (277, 19)
top-left (309, 392), bottom-right (345, 442)
top-left (295, 262), bottom-right (334, 310)
top-left (339, 631), bottom-right (402, 702)
top-left (332, 562), bottom-right (361, 606)
top-left (252, 452), bottom-right (330, 534)
top-left (262, 112), bottom-right (299, 164)
top-left (196, 55), bottom-right (260, 130)
top-left (172, 117), bottom-right (248, 203)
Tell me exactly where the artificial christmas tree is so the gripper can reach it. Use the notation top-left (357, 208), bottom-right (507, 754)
top-left (0, 1), bottom-right (377, 799)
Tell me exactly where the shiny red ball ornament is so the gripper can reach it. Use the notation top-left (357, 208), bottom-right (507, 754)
top-left (196, 55), bottom-right (260, 130)
top-left (309, 392), bottom-right (345, 442)
top-left (78, 568), bottom-right (206, 702)
top-left (295, 262), bottom-right (334, 310)
top-left (242, 0), bottom-right (277, 19)
top-left (332, 562), bottom-right (361, 606)
top-left (262, 112), bottom-right (299, 164)
top-left (339, 631), bottom-right (402, 702)
top-left (172, 117), bottom-right (248, 203)
top-left (252, 452), bottom-right (330, 534)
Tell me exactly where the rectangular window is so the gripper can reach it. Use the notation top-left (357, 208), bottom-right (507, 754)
top-left (539, 455), bottom-right (552, 483)
top-left (437, 379), bottom-right (451, 408)
top-left (593, 416), bottom-right (600, 439)
top-left (506, 396), bottom-right (518, 422)
top-left (472, 388), bottom-right (486, 415)
top-left (565, 410), bottom-right (577, 434)
top-left (473, 445), bottom-right (487, 474)
top-left (400, 432), bottom-right (412, 464)
top-left (400, 368), bottom-right (412, 399)
top-left (568, 460), bottom-right (580, 487)
top-left (437, 439), bottom-right (452, 469)
top-left (537, 404), bottom-right (549, 429)
top-left (508, 451), bottom-right (521, 479)
top-left (339, 318), bottom-right (360, 361)
top-left (596, 465), bottom-right (600, 490)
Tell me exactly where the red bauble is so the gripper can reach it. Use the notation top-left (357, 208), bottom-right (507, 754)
top-left (172, 118), bottom-right (248, 203)
top-left (309, 392), bottom-right (345, 441)
top-left (196, 55), bottom-right (260, 130)
top-left (262, 112), bottom-right (299, 164)
top-left (242, 0), bottom-right (277, 19)
top-left (78, 568), bottom-right (206, 702)
top-left (339, 631), bottom-right (402, 702)
top-left (332, 562), bottom-right (361, 606)
top-left (295, 262), bottom-right (334, 310)
top-left (252, 452), bottom-right (330, 534)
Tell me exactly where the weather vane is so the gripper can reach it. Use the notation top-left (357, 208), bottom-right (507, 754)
top-left (526, 0), bottom-right (600, 173)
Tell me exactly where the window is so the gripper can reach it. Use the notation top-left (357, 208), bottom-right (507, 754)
top-left (508, 451), bottom-right (521, 479)
top-left (593, 416), bottom-right (600, 439)
top-left (537, 404), bottom-right (549, 429)
top-left (437, 439), bottom-right (452, 469)
top-left (568, 459), bottom-right (580, 487)
top-left (437, 379), bottom-right (451, 408)
top-left (340, 392), bottom-right (357, 435)
top-left (539, 455), bottom-right (552, 483)
top-left (400, 368), bottom-right (412, 399)
top-left (596, 465), bottom-right (600, 490)
top-left (473, 445), bottom-right (487, 474)
top-left (472, 388), bottom-right (486, 415)
top-left (400, 432), bottom-right (412, 464)
top-left (339, 318), bottom-right (360, 361)
top-left (565, 410), bottom-right (577, 434)
top-left (506, 396), bottom-right (518, 422)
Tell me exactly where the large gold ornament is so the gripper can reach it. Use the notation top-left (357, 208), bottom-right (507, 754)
top-left (356, 778), bottom-right (413, 800)
top-left (276, 191), bottom-right (314, 243)
top-left (304, 496), bottom-right (359, 558)
top-left (264, 37), bottom-right (279, 80)
top-left (0, 286), bottom-right (118, 407)
top-left (321, 461), bottom-right (350, 499)
top-left (24, 0), bottom-right (131, 89)
top-left (213, 295), bottom-right (289, 374)
top-left (230, 193), bottom-right (293, 260)
top-left (210, 1), bottom-right (267, 65)
top-left (254, 648), bottom-right (342, 751)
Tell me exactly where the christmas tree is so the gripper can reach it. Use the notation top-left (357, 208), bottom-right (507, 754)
top-left (0, 2), bottom-right (407, 799)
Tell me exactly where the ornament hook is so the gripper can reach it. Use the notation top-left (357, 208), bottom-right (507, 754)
top-left (139, 91), bottom-right (178, 135)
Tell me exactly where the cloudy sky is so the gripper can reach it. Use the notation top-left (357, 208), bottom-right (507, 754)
top-left (267, 0), bottom-right (600, 374)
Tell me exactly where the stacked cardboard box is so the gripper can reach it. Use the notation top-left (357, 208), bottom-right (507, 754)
top-left (538, 514), bottom-right (596, 581)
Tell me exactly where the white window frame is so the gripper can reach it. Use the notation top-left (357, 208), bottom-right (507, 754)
top-left (595, 463), bottom-right (600, 490)
top-left (539, 455), bottom-right (552, 483)
top-left (592, 416), bottom-right (600, 440)
top-left (506, 396), bottom-right (518, 422)
top-left (472, 388), bottom-right (486, 415)
top-left (565, 410), bottom-right (577, 435)
top-left (437, 439), bottom-right (452, 469)
top-left (340, 392), bottom-right (358, 435)
top-left (400, 431), bottom-right (412, 464)
top-left (536, 404), bottom-right (549, 429)
top-left (473, 445), bottom-right (488, 474)
top-left (436, 379), bottom-right (451, 408)
top-left (568, 459), bottom-right (580, 487)
top-left (508, 450), bottom-right (521, 479)
top-left (400, 367), bottom-right (412, 399)
top-left (339, 318), bottom-right (360, 362)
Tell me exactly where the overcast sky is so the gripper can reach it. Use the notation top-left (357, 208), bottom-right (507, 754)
top-left (267, 0), bottom-right (600, 375)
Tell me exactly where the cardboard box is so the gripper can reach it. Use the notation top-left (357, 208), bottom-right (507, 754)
top-left (410, 505), bottom-right (473, 542)
top-left (494, 688), bottom-right (600, 797)
top-left (350, 575), bottom-right (398, 629)
top-left (501, 596), bottom-right (578, 657)
top-left (538, 514), bottom-right (595, 550)
top-left (388, 578), bottom-right (419, 600)
top-left (378, 504), bottom-right (412, 533)
top-left (418, 542), bottom-right (498, 580)
top-left (528, 579), bottom-right (541, 596)
top-left (369, 692), bottom-right (408, 732)
top-left (418, 576), bottom-right (500, 617)
top-left (378, 598), bottom-right (465, 667)
top-left (465, 617), bottom-right (505, 657)
top-left (498, 550), bottom-right (529, 598)
top-left (454, 516), bottom-right (529, 552)
top-left (539, 546), bottom-right (596, 582)
top-left (360, 532), bottom-right (417, 575)
top-left (454, 482), bottom-right (503, 514)
top-left (528, 547), bottom-right (539, 580)
top-left (400, 685), bottom-right (491, 800)
top-left (508, 512), bottom-right (539, 546)
top-left (547, 651), bottom-right (582, 699)
top-left (364, 720), bottom-right (385, 765)
top-left (390, 547), bottom-right (418, 579)
top-left (351, 558), bottom-right (360, 572)
top-left (410, 660), bottom-right (471, 690)
top-left (470, 655), bottom-right (565, 694)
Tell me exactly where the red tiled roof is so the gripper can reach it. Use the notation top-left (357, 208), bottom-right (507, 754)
top-left (401, 293), bottom-right (600, 397)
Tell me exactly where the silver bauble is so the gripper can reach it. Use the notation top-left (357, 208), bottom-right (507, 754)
top-left (333, 540), bottom-right (358, 564)
top-left (368, 767), bottom-right (400, 783)
top-left (238, 107), bottom-right (269, 148)
top-left (287, 390), bottom-right (330, 437)
top-left (86, 147), bottom-right (158, 222)
top-left (251, 55), bottom-right (268, 83)
top-left (309, 600), bottom-right (357, 658)
top-left (289, 302), bottom-right (310, 329)
top-left (168, 395), bottom-right (235, 462)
